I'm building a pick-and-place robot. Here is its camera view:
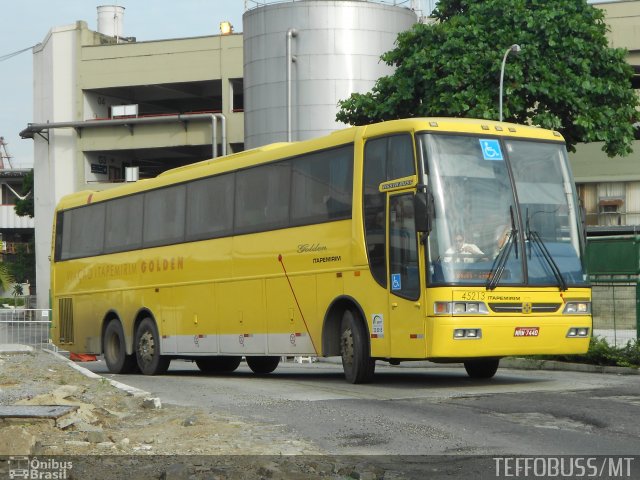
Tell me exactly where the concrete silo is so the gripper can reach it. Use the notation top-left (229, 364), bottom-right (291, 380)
top-left (243, 1), bottom-right (417, 148)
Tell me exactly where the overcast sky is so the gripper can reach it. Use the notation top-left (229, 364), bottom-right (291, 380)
top-left (0, 1), bottom-right (245, 168)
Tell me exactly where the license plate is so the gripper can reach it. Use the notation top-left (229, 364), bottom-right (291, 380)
top-left (514, 327), bottom-right (539, 337)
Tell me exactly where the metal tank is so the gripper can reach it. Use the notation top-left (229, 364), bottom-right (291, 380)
top-left (97, 5), bottom-right (125, 38)
top-left (243, 1), bottom-right (417, 148)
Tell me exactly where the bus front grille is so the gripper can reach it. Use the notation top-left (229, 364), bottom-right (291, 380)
top-left (489, 303), bottom-right (561, 313)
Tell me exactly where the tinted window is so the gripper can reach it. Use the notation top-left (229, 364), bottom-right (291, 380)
top-left (186, 173), bottom-right (234, 240)
top-left (388, 135), bottom-right (415, 179)
top-left (105, 195), bottom-right (143, 253)
top-left (363, 134), bottom-right (416, 287)
top-left (235, 163), bottom-right (290, 233)
top-left (55, 143), bottom-right (355, 261)
top-left (143, 185), bottom-right (186, 247)
top-left (389, 193), bottom-right (420, 299)
top-left (61, 203), bottom-right (105, 260)
top-left (291, 145), bottom-right (353, 224)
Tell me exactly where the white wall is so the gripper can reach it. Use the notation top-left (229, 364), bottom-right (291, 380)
top-left (33, 24), bottom-right (80, 308)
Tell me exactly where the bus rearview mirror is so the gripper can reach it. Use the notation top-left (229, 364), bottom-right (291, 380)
top-left (414, 188), bottom-right (433, 234)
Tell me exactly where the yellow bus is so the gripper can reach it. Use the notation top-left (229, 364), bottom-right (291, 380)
top-left (51, 117), bottom-right (591, 383)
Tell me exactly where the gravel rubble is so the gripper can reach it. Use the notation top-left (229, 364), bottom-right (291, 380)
top-left (0, 348), bottom-right (437, 479)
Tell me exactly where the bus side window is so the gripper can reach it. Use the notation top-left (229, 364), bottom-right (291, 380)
top-left (186, 173), bottom-right (234, 241)
top-left (291, 145), bottom-right (353, 224)
top-left (235, 163), bottom-right (290, 233)
top-left (61, 203), bottom-right (105, 260)
top-left (364, 138), bottom-right (388, 287)
top-left (389, 193), bottom-right (419, 299)
top-left (143, 185), bottom-right (186, 248)
top-left (363, 134), bottom-right (416, 288)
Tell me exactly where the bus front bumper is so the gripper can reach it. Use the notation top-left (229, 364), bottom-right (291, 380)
top-left (426, 315), bottom-right (591, 359)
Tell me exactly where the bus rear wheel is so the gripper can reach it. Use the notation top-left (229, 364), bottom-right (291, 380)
top-left (103, 319), bottom-right (137, 374)
top-left (246, 356), bottom-right (280, 374)
top-left (464, 358), bottom-right (500, 379)
top-left (135, 318), bottom-right (170, 375)
top-left (340, 309), bottom-right (375, 384)
top-left (195, 356), bottom-right (241, 373)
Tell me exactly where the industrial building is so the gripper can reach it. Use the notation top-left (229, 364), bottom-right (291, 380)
top-left (21, 1), bottom-right (419, 307)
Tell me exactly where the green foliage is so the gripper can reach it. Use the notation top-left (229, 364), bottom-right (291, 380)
top-left (14, 169), bottom-right (34, 218)
top-left (0, 296), bottom-right (25, 307)
top-left (11, 283), bottom-right (23, 297)
top-left (336, 0), bottom-right (638, 157)
top-left (541, 336), bottom-right (640, 368)
top-left (0, 263), bottom-right (14, 292)
top-left (8, 241), bottom-right (35, 285)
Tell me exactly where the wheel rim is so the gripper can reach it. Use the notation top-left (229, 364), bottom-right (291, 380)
top-left (341, 328), bottom-right (354, 368)
top-left (138, 330), bottom-right (155, 366)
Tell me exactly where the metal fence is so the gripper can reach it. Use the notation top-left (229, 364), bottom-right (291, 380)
top-left (0, 309), bottom-right (55, 351)
top-left (591, 282), bottom-right (639, 347)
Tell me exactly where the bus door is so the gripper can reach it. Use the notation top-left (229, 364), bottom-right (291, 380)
top-left (387, 192), bottom-right (425, 358)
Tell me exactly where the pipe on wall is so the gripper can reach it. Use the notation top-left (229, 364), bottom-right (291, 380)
top-left (286, 28), bottom-right (298, 143)
top-left (20, 112), bottom-right (227, 158)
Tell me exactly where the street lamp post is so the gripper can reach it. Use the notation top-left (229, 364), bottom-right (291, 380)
top-left (499, 44), bottom-right (521, 122)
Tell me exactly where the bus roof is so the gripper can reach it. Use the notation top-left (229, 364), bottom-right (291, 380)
top-left (55, 117), bottom-right (564, 211)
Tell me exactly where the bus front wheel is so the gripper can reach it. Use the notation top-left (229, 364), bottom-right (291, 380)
top-left (103, 320), bottom-right (137, 374)
top-left (135, 318), bottom-right (170, 375)
top-left (464, 358), bottom-right (499, 379)
top-left (246, 356), bottom-right (280, 374)
top-left (340, 310), bottom-right (375, 384)
top-left (196, 356), bottom-right (241, 373)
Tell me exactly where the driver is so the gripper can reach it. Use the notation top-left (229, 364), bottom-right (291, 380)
top-left (444, 232), bottom-right (484, 263)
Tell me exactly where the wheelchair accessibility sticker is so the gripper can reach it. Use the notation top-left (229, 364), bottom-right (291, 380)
top-left (391, 274), bottom-right (402, 291)
top-left (479, 139), bottom-right (504, 161)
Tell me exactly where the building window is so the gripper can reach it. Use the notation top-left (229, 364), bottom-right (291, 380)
top-left (230, 78), bottom-right (243, 112)
top-left (598, 197), bottom-right (624, 226)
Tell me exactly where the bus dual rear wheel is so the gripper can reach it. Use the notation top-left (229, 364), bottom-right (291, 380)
top-left (340, 309), bottom-right (375, 384)
top-left (103, 319), bottom-right (137, 374)
top-left (463, 358), bottom-right (500, 379)
top-left (246, 356), bottom-right (280, 374)
top-left (135, 317), bottom-right (170, 375)
top-left (196, 356), bottom-right (241, 373)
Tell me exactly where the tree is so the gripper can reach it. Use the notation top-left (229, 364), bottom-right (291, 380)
top-left (14, 168), bottom-right (34, 218)
top-left (336, 0), bottom-right (638, 157)
top-left (10, 241), bottom-right (35, 286)
top-left (0, 262), bottom-right (14, 293)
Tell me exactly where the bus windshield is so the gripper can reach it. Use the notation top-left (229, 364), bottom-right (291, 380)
top-left (419, 133), bottom-right (587, 287)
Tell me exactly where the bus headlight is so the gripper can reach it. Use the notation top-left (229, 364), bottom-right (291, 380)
top-left (435, 302), bottom-right (488, 315)
top-left (566, 327), bottom-right (590, 338)
top-left (562, 302), bottom-right (591, 314)
top-left (453, 328), bottom-right (482, 339)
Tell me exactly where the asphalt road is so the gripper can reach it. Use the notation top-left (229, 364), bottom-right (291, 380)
top-left (85, 358), bottom-right (640, 458)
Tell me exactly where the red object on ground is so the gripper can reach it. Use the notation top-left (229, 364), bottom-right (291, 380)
top-left (69, 353), bottom-right (97, 362)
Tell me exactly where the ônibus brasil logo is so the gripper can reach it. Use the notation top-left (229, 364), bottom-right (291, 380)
top-left (8, 457), bottom-right (73, 479)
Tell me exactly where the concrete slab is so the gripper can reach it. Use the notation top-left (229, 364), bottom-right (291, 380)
top-left (0, 405), bottom-right (78, 419)
top-left (0, 344), bottom-right (33, 353)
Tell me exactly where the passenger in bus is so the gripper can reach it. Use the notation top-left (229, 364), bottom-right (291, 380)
top-left (495, 225), bottom-right (511, 256)
top-left (444, 232), bottom-right (484, 263)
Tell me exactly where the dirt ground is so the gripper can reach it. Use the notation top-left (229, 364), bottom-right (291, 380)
top-left (0, 349), bottom-right (414, 479)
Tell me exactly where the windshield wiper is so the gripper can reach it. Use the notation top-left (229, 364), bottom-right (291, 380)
top-left (486, 206), bottom-right (518, 291)
top-left (525, 210), bottom-right (568, 291)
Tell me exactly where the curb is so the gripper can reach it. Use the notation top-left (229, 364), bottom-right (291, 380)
top-left (43, 348), bottom-right (152, 397)
top-left (318, 356), bottom-right (640, 375)
top-left (500, 357), bottom-right (640, 375)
